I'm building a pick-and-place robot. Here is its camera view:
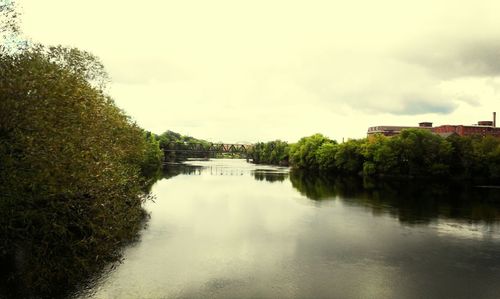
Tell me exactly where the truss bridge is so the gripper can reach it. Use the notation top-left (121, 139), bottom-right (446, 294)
top-left (162, 142), bottom-right (252, 161)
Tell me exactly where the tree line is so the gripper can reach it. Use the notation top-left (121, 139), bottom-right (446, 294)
top-left (0, 2), bottom-right (164, 297)
top-left (249, 129), bottom-right (500, 179)
top-left (153, 130), bottom-right (212, 161)
top-left (287, 171), bottom-right (500, 223)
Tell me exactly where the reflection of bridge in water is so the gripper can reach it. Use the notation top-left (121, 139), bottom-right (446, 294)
top-left (162, 142), bottom-right (252, 161)
top-left (162, 161), bottom-right (289, 180)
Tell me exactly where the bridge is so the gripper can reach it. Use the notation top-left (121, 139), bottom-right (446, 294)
top-left (162, 142), bottom-right (253, 161)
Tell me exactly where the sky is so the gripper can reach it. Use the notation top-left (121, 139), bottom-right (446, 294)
top-left (18, 0), bottom-right (500, 143)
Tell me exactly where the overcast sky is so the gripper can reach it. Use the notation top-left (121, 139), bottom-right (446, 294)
top-left (20, 0), bottom-right (500, 143)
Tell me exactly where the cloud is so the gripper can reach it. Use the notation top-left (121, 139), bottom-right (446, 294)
top-left (286, 53), bottom-right (462, 116)
top-left (20, 0), bottom-right (500, 141)
top-left (400, 38), bottom-right (500, 79)
top-left (395, 96), bottom-right (457, 115)
top-left (326, 90), bottom-right (458, 116)
top-left (105, 59), bottom-right (189, 85)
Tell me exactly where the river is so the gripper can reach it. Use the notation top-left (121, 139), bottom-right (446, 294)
top-left (83, 159), bottom-right (500, 299)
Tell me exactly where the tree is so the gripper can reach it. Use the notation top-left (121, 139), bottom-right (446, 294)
top-left (249, 140), bottom-right (289, 165)
top-left (316, 142), bottom-right (338, 171)
top-left (0, 45), bottom-right (158, 297)
top-left (46, 45), bottom-right (110, 90)
top-left (472, 136), bottom-right (500, 177)
top-left (141, 131), bottom-right (164, 181)
top-left (0, 0), bottom-right (20, 42)
top-left (396, 129), bottom-right (452, 176)
top-left (1, 0), bottom-right (30, 56)
top-left (289, 134), bottom-right (332, 170)
top-left (335, 139), bottom-right (365, 174)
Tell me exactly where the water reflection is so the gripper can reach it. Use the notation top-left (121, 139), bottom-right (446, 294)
top-left (162, 162), bottom-right (203, 179)
top-left (0, 214), bottom-right (147, 299)
top-left (164, 160), bottom-right (290, 181)
top-left (252, 170), bottom-right (288, 183)
top-left (86, 160), bottom-right (500, 299)
top-left (7, 160), bottom-right (498, 298)
top-left (0, 180), bottom-right (159, 299)
top-left (289, 171), bottom-right (500, 224)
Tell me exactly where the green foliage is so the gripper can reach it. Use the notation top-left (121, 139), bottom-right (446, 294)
top-left (446, 134), bottom-right (477, 176)
top-left (255, 128), bottom-right (500, 179)
top-left (395, 129), bottom-right (452, 176)
top-left (334, 139), bottom-right (365, 174)
top-left (156, 130), bottom-right (210, 161)
top-left (0, 44), bottom-right (162, 297)
top-left (140, 131), bottom-right (164, 183)
top-left (156, 130), bottom-right (209, 148)
top-left (370, 138), bottom-right (400, 175)
top-left (250, 140), bottom-right (289, 165)
top-left (488, 145), bottom-right (500, 178)
top-left (45, 45), bottom-right (110, 90)
top-left (362, 161), bottom-right (376, 176)
top-left (316, 142), bottom-right (338, 171)
top-left (289, 134), bottom-right (333, 170)
top-left (470, 136), bottom-right (500, 178)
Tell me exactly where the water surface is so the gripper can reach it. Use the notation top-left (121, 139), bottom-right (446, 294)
top-left (86, 159), bottom-right (500, 299)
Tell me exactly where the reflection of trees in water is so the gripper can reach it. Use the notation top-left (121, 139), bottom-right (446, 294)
top-left (290, 170), bottom-right (500, 224)
top-left (0, 163), bottom-right (207, 298)
top-left (0, 197), bottom-right (149, 299)
top-left (253, 171), bottom-right (288, 183)
top-left (162, 163), bottom-right (202, 179)
top-left (163, 163), bottom-right (289, 181)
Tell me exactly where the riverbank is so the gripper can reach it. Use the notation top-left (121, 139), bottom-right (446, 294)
top-left (87, 159), bottom-right (500, 299)
top-left (249, 130), bottom-right (500, 180)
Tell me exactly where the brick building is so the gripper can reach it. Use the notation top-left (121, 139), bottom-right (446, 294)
top-left (432, 124), bottom-right (500, 137)
top-left (367, 124), bottom-right (432, 136)
top-left (367, 113), bottom-right (500, 138)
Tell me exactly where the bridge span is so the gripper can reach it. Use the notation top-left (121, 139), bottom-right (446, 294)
top-left (162, 142), bottom-right (253, 161)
